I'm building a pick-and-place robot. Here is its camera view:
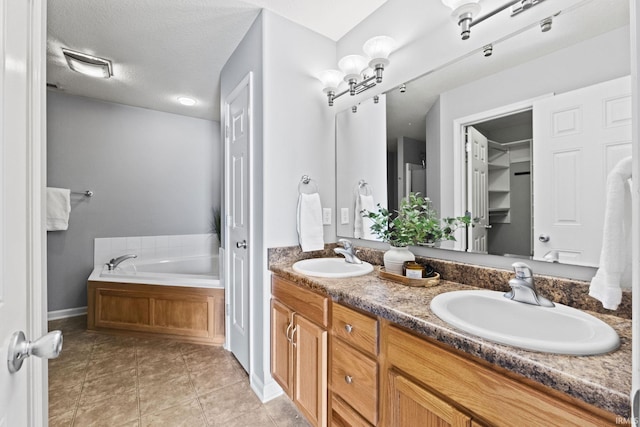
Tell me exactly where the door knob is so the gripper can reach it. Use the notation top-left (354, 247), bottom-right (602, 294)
top-left (236, 240), bottom-right (247, 249)
top-left (538, 234), bottom-right (550, 243)
top-left (7, 330), bottom-right (63, 373)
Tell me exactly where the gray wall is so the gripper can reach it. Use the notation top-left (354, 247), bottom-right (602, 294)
top-left (47, 91), bottom-right (220, 311)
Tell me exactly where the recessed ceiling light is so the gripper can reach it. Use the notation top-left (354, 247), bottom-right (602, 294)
top-left (178, 96), bottom-right (197, 106)
top-left (62, 48), bottom-right (112, 79)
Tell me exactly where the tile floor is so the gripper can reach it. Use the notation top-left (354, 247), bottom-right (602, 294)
top-left (48, 316), bottom-right (310, 427)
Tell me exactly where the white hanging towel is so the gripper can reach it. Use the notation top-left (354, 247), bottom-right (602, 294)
top-left (354, 194), bottom-right (376, 240)
top-left (589, 156), bottom-right (633, 310)
top-left (46, 187), bottom-right (71, 231)
top-left (297, 192), bottom-right (324, 252)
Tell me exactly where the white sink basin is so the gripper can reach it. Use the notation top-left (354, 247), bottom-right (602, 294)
top-left (292, 258), bottom-right (373, 278)
top-left (430, 290), bottom-right (620, 355)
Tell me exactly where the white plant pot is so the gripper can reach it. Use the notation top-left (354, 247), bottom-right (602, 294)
top-left (383, 245), bottom-right (415, 275)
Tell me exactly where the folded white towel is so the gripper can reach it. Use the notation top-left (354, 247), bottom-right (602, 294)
top-left (589, 156), bottom-right (632, 310)
top-left (46, 187), bottom-right (71, 231)
top-left (297, 193), bottom-right (324, 252)
top-left (354, 194), bottom-right (376, 240)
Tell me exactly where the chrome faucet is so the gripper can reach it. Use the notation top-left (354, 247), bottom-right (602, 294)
top-left (504, 262), bottom-right (554, 307)
top-left (106, 254), bottom-right (137, 271)
top-left (334, 239), bottom-right (362, 264)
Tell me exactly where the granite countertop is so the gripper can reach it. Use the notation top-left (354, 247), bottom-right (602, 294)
top-left (270, 262), bottom-right (631, 417)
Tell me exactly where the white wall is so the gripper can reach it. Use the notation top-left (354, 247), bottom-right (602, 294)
top-left (261, 9), bottom-right (336, 397)
top-left (336, 95), bottom-right (387, 237)
top-left (47, 91), bottom-right (220, 311)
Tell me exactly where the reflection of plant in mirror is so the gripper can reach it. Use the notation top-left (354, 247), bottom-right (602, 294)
top-left (363, 193), bottom-right (470, 247)
top-left (210, 207), bottom-right (222, 241)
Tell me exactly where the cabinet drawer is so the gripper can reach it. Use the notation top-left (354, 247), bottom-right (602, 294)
top-left (332, 303), bottom-right (378, 356)
top-left (331, 394), bottom-right (372, 427)
top-left (272, 275), bottom-right (329, 327)
top-left (331, 338), bottom-right (378, 425)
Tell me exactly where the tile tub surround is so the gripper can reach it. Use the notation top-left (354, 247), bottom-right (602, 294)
top-left (94, 233), bottom-right (218, 267)
top-left (268, 247), bottom-right (631, 417)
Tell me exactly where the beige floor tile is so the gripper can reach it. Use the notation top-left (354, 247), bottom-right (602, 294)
top-left (136, 345), bottom-right (183, 365)
top-left (176, 342), bottom-right (213, 355)
top-left (140, 399), bottom-right (206, 427)
top-left (48, 409), bottom-right (74, 427)
top-left (138, 372), bottom-right (197, 415)
top-left (211, 406), bottom-right (276, 427)
top-left (49, 384), bottom-right (81, 419)
top-left (199, 380), bottom-right (262, 425)
top-left (264, 395), bottom-right (311, 427)
top-left (78, 368), bottom-right (137, 406)
top-left (74, 391), bottom-right (139, 427)
top-left (85, 351), bottom-right (137, 380)
top-left (137, 354), bottom-right (188, 382)
top-left (49, 315), bottom-right (87, 335)
top-left (49, 361), bottom-right (88, 390)
top-left (92, 340), bottom-right (137, 360)
top-left (183, 347), bottom-right (230, 373)
top-left (189, 358), bottom-right (246, 396)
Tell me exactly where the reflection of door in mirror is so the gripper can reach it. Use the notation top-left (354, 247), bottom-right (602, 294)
top-left (405, 163), bottom-right (426, 198)
top-left (533, 76), bottom-right (632, 267)
top-left (466, 111), bottom-right (533, 258)
top-left (394, 137), bottom-right (426, 210)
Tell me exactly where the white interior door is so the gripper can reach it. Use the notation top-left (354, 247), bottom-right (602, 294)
top-left (533, 76), bottom-right (632, 266)
top-left (0, 0), bottom-right (47, 424)
top-left (404, 163), bottom-right (426, 197)
top-left (224, 74), bottom-right (252, 373)
top-left (467, 126), bottom-right (489, 253)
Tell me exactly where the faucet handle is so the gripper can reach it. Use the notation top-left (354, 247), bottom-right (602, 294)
top-left (511, 262), bottom-right (533, 279)
top-left (338, 239), bottom-right (353, 250)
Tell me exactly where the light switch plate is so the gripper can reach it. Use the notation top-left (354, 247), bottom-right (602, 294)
top-left (322, 208), bottom-right (332, 225)
top-left (341, 208), bottom-right (349, 225)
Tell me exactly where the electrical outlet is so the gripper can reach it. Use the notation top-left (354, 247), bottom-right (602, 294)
top-left (341, 208), bottom-right (349, 225)
top-left (322, 208), bottom-right (332, 225)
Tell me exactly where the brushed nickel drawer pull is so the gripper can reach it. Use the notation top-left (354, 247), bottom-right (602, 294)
top-left (344, 375), bottom-right (353, 384)
top-left (344, 324), bottom-right (353, 333)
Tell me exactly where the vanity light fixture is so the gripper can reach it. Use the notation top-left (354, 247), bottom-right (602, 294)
top-left (483, 44), bottom-right (493, 57)
top-left (177, 96), bottom-right (197, 106)
top-left (317, 35), bottom-right (396, 106)
top-left (441, 0), bottom-right (547, 40)
top-left (62, 48), bottom-right (113, 78)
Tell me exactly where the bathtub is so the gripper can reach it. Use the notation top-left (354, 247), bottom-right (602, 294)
top-left (88, 255), bottom-right (221, 288)
top-left (87, 255), bottom-right (224, 345)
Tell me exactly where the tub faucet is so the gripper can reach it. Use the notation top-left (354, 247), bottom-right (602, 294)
top-left (334, 239), bottom-right (362, 264)
top-left (106, 254), bottom-right (137, 271)
top-left (504, 262), bottom-right (554, 307)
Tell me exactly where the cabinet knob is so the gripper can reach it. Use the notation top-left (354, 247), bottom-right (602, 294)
top-left (344, 324), bottom-right (353, 333)
top-left (344, 375), bottom-right (353, 384)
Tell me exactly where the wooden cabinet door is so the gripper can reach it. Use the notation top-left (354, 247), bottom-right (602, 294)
top-left (271, 299), bottom-right (293, 397)
top-left (387, 371), bottom-right (471, 427)
top-left (294, 313), bottom-right (328, 427)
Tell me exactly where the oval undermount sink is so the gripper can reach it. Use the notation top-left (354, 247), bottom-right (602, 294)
top-left (430, 290), bottom-right (620, 355)
top-left (292, 258), bottom-right (373, 278)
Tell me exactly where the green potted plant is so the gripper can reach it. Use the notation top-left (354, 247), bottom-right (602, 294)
top-left (363, 193), bottom-right (470, 274)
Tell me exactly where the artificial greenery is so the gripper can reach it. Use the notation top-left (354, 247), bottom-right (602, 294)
top-left (363, 193), bottom-right (470, 247)
top-left (210, 207), bottom-right (222, 240)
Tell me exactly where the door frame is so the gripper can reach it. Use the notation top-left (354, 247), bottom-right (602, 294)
top-left (451, 95), bottom-right (550, 252)
top-left (222, 72), bottom-right (253, 372)
top-left (17, 0), bottom-right (47, 424)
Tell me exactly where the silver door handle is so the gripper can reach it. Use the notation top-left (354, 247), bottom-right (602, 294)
top-left (538, 234), bottom-right (550, 243)
top-left (236, 240), bottom-right (247, 249)
top-left (7, 330), bottom-right (63, 373)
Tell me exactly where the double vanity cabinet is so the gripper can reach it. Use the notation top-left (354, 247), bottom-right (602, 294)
top-left (270, 270), bottom-right (625, 427)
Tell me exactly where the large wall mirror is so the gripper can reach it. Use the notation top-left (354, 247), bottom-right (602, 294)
top-left (335, 0), bottom-right (631, 267)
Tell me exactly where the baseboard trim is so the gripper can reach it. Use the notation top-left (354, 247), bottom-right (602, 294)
top-left (250, 373), bottom-right (283, 403)
top-left (47, 306), bottom-right (87, 321)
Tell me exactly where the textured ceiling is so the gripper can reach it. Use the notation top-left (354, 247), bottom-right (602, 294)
top-left (46, 0), bottom-right (387, 121)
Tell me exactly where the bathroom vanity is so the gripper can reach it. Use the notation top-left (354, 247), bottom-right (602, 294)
top-left (269, 253), bottom-right (629, 427)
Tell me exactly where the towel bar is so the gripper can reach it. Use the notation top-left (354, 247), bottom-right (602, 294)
top-left (71, 190), bottom-right (93, 197)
